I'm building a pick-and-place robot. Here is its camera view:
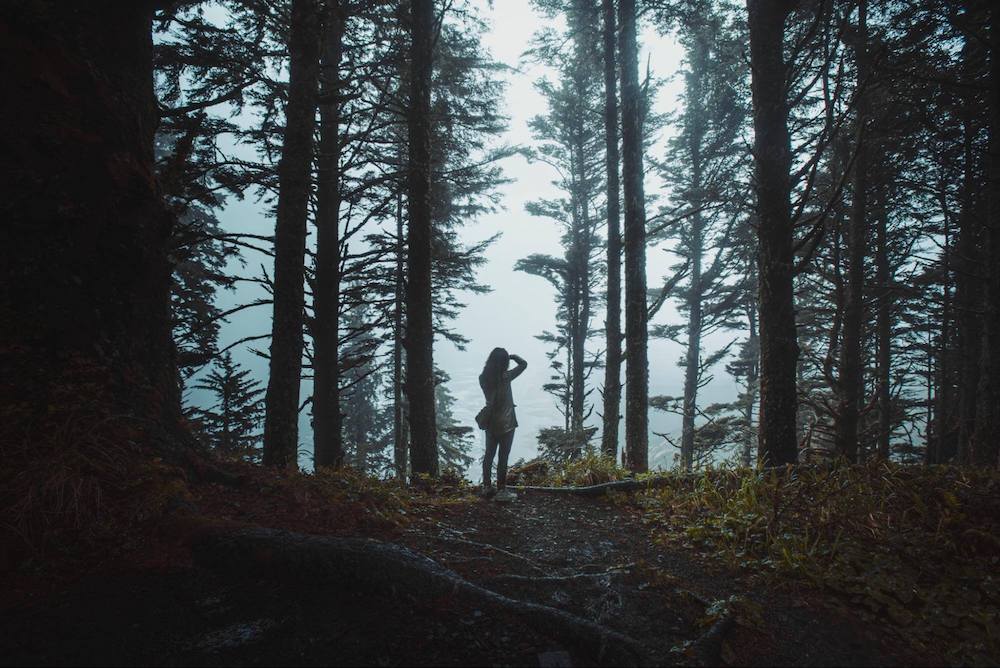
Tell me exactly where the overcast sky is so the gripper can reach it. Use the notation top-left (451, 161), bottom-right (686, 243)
top-left (199, 0), bottom-right (746, 477)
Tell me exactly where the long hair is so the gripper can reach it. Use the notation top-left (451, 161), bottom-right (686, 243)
top-left (481, 347), bottom-right (509, 393)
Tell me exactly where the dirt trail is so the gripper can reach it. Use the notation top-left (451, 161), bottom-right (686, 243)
top-left (0, 490), bottom-right (930, 666)
top-left (402, 490), bottom-right (929, 666)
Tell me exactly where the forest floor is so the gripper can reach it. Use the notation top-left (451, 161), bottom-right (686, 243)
top-left (0, 471), bottom-right (948, 667)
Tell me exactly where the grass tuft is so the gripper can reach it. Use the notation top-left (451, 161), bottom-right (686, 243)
top-left (636, 461), bottom-right (1000, 665)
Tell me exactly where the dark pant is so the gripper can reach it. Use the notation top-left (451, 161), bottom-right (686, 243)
top-left (483, 429), bottom-right (515, 488)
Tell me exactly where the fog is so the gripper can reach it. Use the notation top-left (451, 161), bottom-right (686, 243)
top-left (194, 0), bottom-right (745, 477)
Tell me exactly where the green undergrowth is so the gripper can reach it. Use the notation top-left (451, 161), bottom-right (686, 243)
top-left (507, 450), bottom-right (632, 487)
top-left (636, 462), bottom-right (1000, 665)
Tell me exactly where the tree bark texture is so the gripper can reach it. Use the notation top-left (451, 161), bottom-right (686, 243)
top-left (954, 109), bottom-right (983, 465)
top-left (974, 4), bottom-right (1000, 467)
top-left (875, 201), bottom-right (893, 459)
top-left (835, 0), bottom-right (868, 464)
top-left (406, 0), bottom-right (439, 476)
top-left (394, 193), bottom-right (410, 479)
top-left (313, 2), bottom-right (346, 470)
top-left (930, 190), bottom-right (955, 464)
top-left (875, 191), bottom-right (892, 460)
top-left (747, 0), bottom-right (799, 466)
top-left (742, 293), bottom-right (760, 467)
top-left (619, 0), bottom-right (649, 473)
top-left (600, 0), bottom-right (623, 462)
top-left (0, 2), bottom-right (179, 437)
top-left (263, 0), bottom-right (321, 469)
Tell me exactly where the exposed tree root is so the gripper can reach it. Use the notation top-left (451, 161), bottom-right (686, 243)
top-left (421, 531), bottom-right (549, 573)
top-left (487, 563), bottom-right (635, 585)
top-left (512, 477), bottom-right (681, 497)
top-left (189, 525), bottom-right (646, 666)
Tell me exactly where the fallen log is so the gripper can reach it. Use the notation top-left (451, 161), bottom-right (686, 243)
top-left (511, 476), bottom-right (682, 497)
top-left (190, 525), bottom-right (645, 666)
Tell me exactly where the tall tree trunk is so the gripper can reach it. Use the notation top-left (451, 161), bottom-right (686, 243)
top-left (579, 200), bottom-right (592, 430)
top-left (405, 0), bottom-right (439, 477)
top-left (955, 108), bottom-right (983, 465)
top-left (747, 0), bottom-right (799, 466)
top-left (262, 0), bottom-right (321, 469)
top-left (0, 2), bottom-right (179, 443)
top-left (875, 188), bottom-right (892, 459)
top-left (680, 231), bottom-right (702, 472)
top-left (313, 1), bottom-right (346, 470)
top-left (569, 116), bottom-right (589, 432)
top-left (600, 0), bottom-right (623, 461)
top-left (974, 4), bottom-right (1000, 467)
top-left (619, 0), bottom-right (649, 473)
top-left (680, 35), bottom-right (708, 473)
top-left (835, 0), bottom-right (869, 464)
top-left (568, 188), bottom-right (584, 431)
top-left (742, 285), bottom-right (761, 467)
top-left (394, 193), bottom-right (409, 479)
top-left (930, 181), bottom-right (955, 464)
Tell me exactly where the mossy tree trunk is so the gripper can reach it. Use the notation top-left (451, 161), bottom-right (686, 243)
top-left (599, 0), bottom-right (623, 462)
top-left (262, 0), bottom-right (322, 469)
top-left (835, 0), bottom-right (868, 464)
top-left (0, 1), bottom-right (179, 442)
top-left (619, 0), bottom-right (649, 473)
top-left (405, 0), bottom-right (439, 477)
top-left (747, 0), bottom-right (799, 466)
top-left (313, 1), bottom-right (346, 470)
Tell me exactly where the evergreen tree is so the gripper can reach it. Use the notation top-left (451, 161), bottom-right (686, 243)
top-left (340, 309), bottom-right (393, 474)
top-left (519, 2), bottom-right (604, 435)
top-left (190, 352), bottom-right (266, 462)
top-left (651, 1), bottom-right (750, 471)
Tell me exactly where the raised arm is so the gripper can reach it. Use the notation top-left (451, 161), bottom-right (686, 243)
top-left (505, 354), bottom-right (528, 381)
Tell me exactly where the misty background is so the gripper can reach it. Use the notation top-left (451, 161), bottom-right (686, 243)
top-left (186, 0), bottom-right (741, 476)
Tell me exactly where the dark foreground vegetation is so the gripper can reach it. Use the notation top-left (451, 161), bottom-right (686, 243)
top-left (2, 453), bottom-right (999, 665)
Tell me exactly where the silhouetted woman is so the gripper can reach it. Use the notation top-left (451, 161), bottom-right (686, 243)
top-left (479, 347), bottom-right (527, 501)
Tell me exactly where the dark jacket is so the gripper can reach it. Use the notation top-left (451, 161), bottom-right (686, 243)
top-left (479, 356), bottom-right (527, 435)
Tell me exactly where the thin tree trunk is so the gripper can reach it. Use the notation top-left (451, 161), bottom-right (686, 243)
top-left (835, 0), bottom-right (868, 464)
top-left (875, 188), bottom-right (892, 459)
top-left (569, 123), bottom-right (589, 432)
top-left (394, 193), bottom-right (409, 480)
top-left (680, 248), bottom-right (702, 472)
top-left (680, 35), bottom-right (708, 473)
top-left (568, 183), bottom-right (584, 431)
top-left (747, 0), bottom-right (798, 466)
top-left (619, 0), bottom-right (649, 473)
top-left (931, 180), bottom-right (955, 464)
top-left (742, 286), bottom-right (760, 467)
top-left (600, 0), bottom-right (622, 461)
top-left (579, 198), bottom-right (592, 430)
top-left (263, 0), bottom-right (321, 469)
top-left (313, 1), bottom-right (346, 470)
top-left (955, 110), bottom-right (983, 465)
top-left (405, 0), bottom-right (438, 477)
top-left (974, 4), bottom-right (1000, 467)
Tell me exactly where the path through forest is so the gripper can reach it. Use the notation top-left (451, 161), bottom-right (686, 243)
top-left (1, 489), bottom-right (932, 666)
top-left (400, 490), bottom-right (928, 666)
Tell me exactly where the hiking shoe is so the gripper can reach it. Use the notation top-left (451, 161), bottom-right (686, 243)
top-left (479, 483), bottom-right (496, 499)
top-left (494, 488), bottom-right (518, 503)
